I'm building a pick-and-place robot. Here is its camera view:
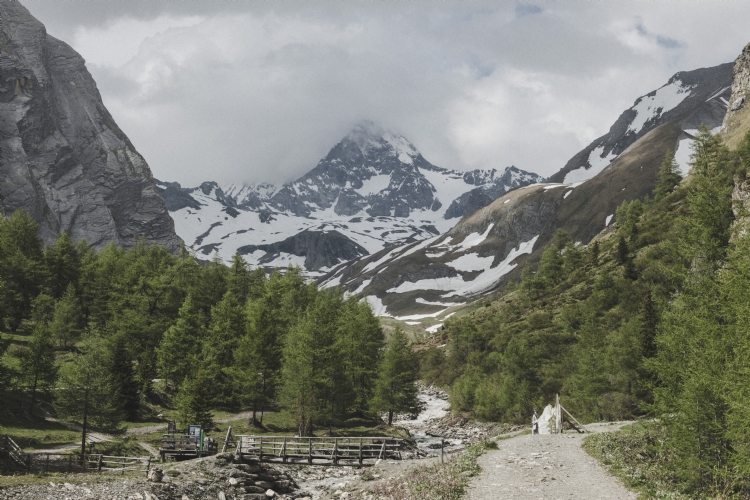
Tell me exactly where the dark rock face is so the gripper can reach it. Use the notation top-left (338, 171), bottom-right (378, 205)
top-left (0, 2), bottom-right (180, 251)
top-left (237, 230), bottom-right (369, 271)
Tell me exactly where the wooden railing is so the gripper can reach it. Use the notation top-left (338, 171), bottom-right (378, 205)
top-left (235, 435), bottom-right (402, 466)
top-left (1, 441), bottom-right (150, 476)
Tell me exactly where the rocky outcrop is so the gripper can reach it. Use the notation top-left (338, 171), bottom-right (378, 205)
top-left (0, 1), bottom-right (180, 251)
top-left (237, 230), bottom-right (369, 271)
top-left (722, 43), bottom-right (750, 149)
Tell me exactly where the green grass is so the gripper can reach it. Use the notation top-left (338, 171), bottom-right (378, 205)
top-left (583, 421), bottom-right (686, 499)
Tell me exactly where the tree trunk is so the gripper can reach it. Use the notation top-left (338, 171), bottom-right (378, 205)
top-left (29, 372), bottom-right (39, 417)
top-left (81, 388), bottom-right (89, 458)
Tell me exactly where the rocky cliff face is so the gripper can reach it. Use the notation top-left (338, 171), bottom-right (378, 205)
top-left (722, 42), bottom-right (750, 149)
top-left (0, 2), bottom-right (180, 251)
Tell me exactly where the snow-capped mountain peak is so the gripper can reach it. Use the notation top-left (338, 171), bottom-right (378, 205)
top-left (158, 122), bottom-right (543, 273)
top-left (345, 120), bottom-right (420, 164)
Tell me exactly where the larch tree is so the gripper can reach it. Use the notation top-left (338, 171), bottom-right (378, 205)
top-left (20, 322), bottom-right (58, 416)
top-left (55, 335), bottom-right (123, 456)
top-left (371, 326), bottom-right (419, 425)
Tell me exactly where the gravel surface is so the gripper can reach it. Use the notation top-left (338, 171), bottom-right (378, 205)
top-left (468, 422), bottom-right (637, 500)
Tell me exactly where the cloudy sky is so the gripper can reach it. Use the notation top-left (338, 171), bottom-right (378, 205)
top-left (23, 1), bottom-right (750, 186)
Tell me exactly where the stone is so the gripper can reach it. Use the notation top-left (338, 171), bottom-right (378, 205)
top-left (219, 492), bottom-right (227, 500)
top-left (0, 2), bottom-right (181, 252)
top-left (255, 481), bottom-right (273, 490)
top-left (265, 489), bottom-right (276, 498)
top-left (147, 468), bottom-right (164, 483)
top-left (63, 483), bottom-right (75, 491)
top-left (244, 485), bottom-right (266, 494)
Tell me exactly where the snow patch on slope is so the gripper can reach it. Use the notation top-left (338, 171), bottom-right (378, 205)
top-left (386, 235), bottom-right (539, 297)
top-left (628, 80), bottom-right (692, 135)
top-left (563, 146), bottom-right (617, 184)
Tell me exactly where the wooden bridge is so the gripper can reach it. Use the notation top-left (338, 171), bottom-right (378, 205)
top-left (235, 435), bottom-right (403, 466)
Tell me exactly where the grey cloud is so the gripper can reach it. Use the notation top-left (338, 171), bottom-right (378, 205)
top-left (20, 1), bottom-right (750, 188)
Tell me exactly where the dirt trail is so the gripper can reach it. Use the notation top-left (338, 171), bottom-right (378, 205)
top-left (468, 422), bottom-right (637, 500)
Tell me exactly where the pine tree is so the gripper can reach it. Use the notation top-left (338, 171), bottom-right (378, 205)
top-left (20, 322), bottom-right (58, 416)
top-left (203, 291), bottom-right (245, 405)
top-left (44, 232), bottom-right (81, 299)
top-left (0, 210), bottom-right (44, 330)
top-left (55, 335), bottom-right (123, 455)
top-left (226, 253), bottom-right (251, 305)
top-left (336, 296), bottom-right (385, 413)
top-left (157, 294), bottom-right (205, 386)
top-left (589, 241), bottom-right (600, 265)
top-left (654, 149), bottom-right (683, 200)
top-left (49, 283), bottom-right (82, 348)
top-left (371, 326), bottom-right (419, 425)
top-left (617, 236), bottom-right (629, 265)
top-left (174, 368), bottom-right (215, 429)
top-left (108, 334), bottom-right (140, 421)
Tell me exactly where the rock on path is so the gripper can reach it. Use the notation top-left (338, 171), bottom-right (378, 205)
top-left (468, 423), bottom-right (637, 500)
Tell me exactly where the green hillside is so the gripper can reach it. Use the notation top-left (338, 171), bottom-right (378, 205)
top-left (419, 127), bottom-right (750, 496)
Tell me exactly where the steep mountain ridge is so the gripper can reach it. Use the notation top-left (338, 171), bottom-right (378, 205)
top-left (161, 122), bottom-right (542, 272)
top-left (0, 1), bottom-right (180, 251)
top-left (320, 62), bottom-right (734, 320)
top-left (550, 63), bottom-right (733, 184)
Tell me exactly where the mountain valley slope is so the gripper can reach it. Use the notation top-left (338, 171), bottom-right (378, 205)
top-left (319, 62), bottom-right (734, 321)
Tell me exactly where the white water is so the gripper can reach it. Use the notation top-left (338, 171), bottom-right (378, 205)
top-left (394, 392), bottom-right (462, 453)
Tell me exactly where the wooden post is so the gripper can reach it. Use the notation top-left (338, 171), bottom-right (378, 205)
top-left (259, 436), bottom-right (263, 462)
top-left (146, 457), bottom-right (151, 476)
top-left (68, 454), bottom-right (72, 472)
top-left (98, 455), bottom-right (103, 472)
top-left (333, 438), bottom-right (338, 465)
top-left (122, 456), bottom-right (126, 475)
top-left (222, 426), bottom-right (232, 453)
top-left (358, 438), bottom-right (363, 467)
top-left (378, 440), bottom-right (386, 460)
top-left (308, 438), bottom-right (312, 465)
top-left (46, 453), bottom-right (49, 473)
top-left (441, 439), bottom-right (444, 463)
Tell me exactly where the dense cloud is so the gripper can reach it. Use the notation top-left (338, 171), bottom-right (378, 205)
top-left (23, 1), bottom-right (750, 186)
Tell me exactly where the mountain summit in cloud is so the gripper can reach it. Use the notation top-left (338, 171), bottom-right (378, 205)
top-left (158, 122), bottom-right (543, 272)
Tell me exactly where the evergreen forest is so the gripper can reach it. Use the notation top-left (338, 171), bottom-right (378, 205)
top-left (420, 127), bottom-right (750, 496)
top-left (0, 221), bottom-right (418, 453)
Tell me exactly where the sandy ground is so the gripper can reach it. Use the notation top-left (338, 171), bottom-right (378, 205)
top-left (468, 422), bottom-right (637, 500)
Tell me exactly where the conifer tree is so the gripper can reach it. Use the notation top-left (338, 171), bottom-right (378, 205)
top-left (204, 291), bottom-right (245, 404)
top-left (227, 253), bottom-right (251, 305)
top-left (336, 296), bottom-right (385, 413)
top-left (108, 333), bottom-right (140, 421)
top-left (44, 232), bottom-right (81, 299)
top-left (0, 210), bottom-right (44, 330)
top-left (654, 149), bottom-right (683, 200)
top-left (371, 326), bottom-right (419, 425)
top-left (174, 368), bottom-right (215, 429)
top-left (157, 294), bottom-right (205, 386)
top-left (616, 236), bottom-right (629, 265)
top-left (20, 322), bottom-right (58, 416)
top-left (49, 283), bottom-right (82, 348)
top-left (589, 240), bottom-right (600, 265)
top-left (55, 335), bottom-right (123, 455)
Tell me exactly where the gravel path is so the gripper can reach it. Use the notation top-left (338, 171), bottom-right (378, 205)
top-left (468, 422), bottom-right (638, 500)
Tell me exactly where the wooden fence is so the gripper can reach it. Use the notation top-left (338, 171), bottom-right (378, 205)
top-left (1, 436), bottom-right (151, 476)
top-left (235, 435), bottom-right (402, 466)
